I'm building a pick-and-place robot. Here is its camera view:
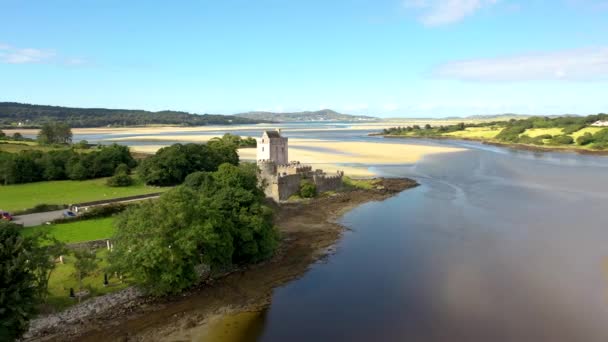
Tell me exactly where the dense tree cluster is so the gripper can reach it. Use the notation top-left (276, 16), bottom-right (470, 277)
top-left (576, 128), bottom-right (608, 149)
top-left (0, 102), bottom-right (266, 128)
top-left (0, 144), bottom-right (136, 184)
top-left (109, 163), bottom-right (278, 295)
top-left (0, 222), bottom-right (65, 341)
top-left (210, 133), bottom-right (257, 147)
top-left (37, 122), bottom-right (73, 145)
top-left (138, 142), bottom-right (238, 186)
top-left (382, 122), bottom-right (466, 136)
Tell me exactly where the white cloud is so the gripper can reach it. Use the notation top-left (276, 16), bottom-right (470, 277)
top-left (0, 42), bottom-right (89, 66)
top-left (0, 44), bottom-right (55, 64)
top-left (433, 47), bottom-right (608, 81)
top-left (403, 0), bottom-right (499, 26)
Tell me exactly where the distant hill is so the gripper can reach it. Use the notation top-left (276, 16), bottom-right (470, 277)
top-left (234, 109), bottom-right (378, 122)
top-left (0, 102), bottom-right (268, 128)
top-left (460, 113), bottom-right (529, 120)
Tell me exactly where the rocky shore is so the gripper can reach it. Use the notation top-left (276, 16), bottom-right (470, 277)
top-left (26, 178), bottom-right (418, 342)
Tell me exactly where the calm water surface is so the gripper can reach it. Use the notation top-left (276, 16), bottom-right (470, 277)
top-left (254, 142), bottom-right (608, 342)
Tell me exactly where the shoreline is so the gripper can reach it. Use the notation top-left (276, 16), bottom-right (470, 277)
top-left (379, 134), bottom-right (608, 156)
top-left (30, 178), bottom-right (418, 341)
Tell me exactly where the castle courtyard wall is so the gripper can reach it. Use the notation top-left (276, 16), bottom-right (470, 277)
top-left (313, 173), bottom-right (343, 193)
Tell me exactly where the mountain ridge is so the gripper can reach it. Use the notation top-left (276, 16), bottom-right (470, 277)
top-left (233, 109), bottom-right (378, 122)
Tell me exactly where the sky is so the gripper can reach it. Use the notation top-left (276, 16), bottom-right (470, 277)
top-left (1, 0), bottom-right (608, 118)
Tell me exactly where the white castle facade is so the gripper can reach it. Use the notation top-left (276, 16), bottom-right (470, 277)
top-left (257, 130), bottom-right (343, 201)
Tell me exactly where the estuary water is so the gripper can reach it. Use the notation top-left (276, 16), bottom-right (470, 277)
top-left (256, 140), bottom-right (608, 341)
top-left (51, 124), bottom-right (608, 341)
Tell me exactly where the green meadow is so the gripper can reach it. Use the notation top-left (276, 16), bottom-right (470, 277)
top-left (0, 177), bottom-right (167, 212)
top-left (21, 217), bottom-right (116, 244)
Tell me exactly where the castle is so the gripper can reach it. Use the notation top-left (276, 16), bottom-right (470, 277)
top-left (257, 130), bottom-right (343, 201)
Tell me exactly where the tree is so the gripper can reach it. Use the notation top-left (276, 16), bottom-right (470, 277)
top-left (0, 129), bottom-right (5, 139)
top-left (106, 163), bottom-right (133, 187)
top-left (549, 135), bottom-right (574, 145)
top-left (72, 249), bottom-right (97, 302)
top-left (577, 132), bottom-right (594, 146)
top-left (0, 223), bottom-right (37, 341)
top-left (12, 132), bottom-right (23, 141)
top-left (110, 163), bottom-right (277, 295)
top-left (138, 143), bottom-right (239, 186)
top-left (37, 122), bottom-right (72, 145)
top-left (76, 140), bottom-right (90, 149)
top-left (0, 222), bottom-right (64, 341)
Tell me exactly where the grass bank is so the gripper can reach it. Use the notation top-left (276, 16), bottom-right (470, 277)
top-left (45, 248), bottom-right (129, 311)
top-left (21, 217), bottom-right (116, 244)
top-left (0, 178), bottom-right (167, 212)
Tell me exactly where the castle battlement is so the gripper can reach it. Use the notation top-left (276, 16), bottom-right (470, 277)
top-left (256, 130), bottom-right (342, 201)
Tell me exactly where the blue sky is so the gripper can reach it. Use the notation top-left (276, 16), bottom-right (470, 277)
top-left (1, 0), bottom-right (607, 118)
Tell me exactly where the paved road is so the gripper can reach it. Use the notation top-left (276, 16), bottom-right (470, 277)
top-left (13, 210), bottom-right (66, 227)
top-left (12, 194), bottom-right (161, 227)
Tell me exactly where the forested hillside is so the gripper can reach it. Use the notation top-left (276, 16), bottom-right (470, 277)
top-left (0, 102), bottom-right (267, 128)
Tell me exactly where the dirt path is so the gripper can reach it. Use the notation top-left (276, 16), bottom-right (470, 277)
top-left (36, 178), bottom-right (417, 342)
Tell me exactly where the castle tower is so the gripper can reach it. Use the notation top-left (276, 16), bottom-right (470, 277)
top-left (257, 129), bottom-right (288, 164)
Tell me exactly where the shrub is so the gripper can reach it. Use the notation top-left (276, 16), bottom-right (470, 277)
top-left (576, 133), bottom-right (594, 146)
top-left (299, 180), bottom-right (317, 198)
top-left (106, 173), bottom-right (133, 187)
top-left (51, 203), bottom-right (129, 224)
top-left (548, 135), bottom-right (574, 145)
top-left (75, 140), bottom-right (90, 149)
top-left (562, 124), bottom-right (586, 135)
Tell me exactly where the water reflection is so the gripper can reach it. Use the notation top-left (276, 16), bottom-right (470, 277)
top-left (257, 148), bottom-right (608, 342)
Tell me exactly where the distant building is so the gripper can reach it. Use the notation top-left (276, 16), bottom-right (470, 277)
top-left (257, 130), bottom-right (343, 201)
top-left (591, 120), bottom-right (608, 127)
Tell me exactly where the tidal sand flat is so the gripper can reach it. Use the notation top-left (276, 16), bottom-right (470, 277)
top-left (131, 139), bottom-right (465, 177)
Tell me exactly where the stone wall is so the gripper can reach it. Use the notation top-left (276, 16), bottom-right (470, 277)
top-left (277, 162), bottom-right (312, 176)
top-left (313, 172), bottom-right (344, 193)
top-left (273, 173), bottom-right (302, 201)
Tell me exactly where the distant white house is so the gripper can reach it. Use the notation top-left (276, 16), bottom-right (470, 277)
top-left (591, 120), bottom-right (608, 127)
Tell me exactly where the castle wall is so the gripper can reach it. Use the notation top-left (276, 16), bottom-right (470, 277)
top-left (277, 163), bottom-right (312, 175)
top-left (313, 172), bottom-right (344, 193)
top-left (273, 173), bottom-right (302, 201)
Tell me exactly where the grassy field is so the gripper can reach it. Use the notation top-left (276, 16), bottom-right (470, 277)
top-left (0, 178), bottom-right (167, 212)
top-left (571, 127), bottom-right (604, 139)
top-left (46, 248), bottom-right (129, 310)
top-left (520, 128), bottom-right (565, 137)
top-left (342, 176), bottom-right (379, 190)
top-left (444, 126), bottom-right (502, 139)
top-left (21, 217), bottom-right (116, 244)
top-left (0, 140), bottom-right (92, 153)
top-left (0, 141), bottom-right (58, 153)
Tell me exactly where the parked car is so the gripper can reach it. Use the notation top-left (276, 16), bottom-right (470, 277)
top-left (63, 210), bottom-right (77, 218)
top-left (1, 211), bottom-right (13, 221)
